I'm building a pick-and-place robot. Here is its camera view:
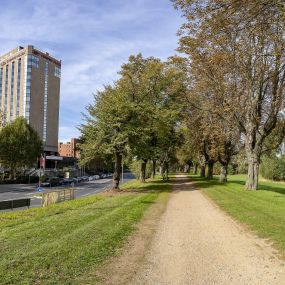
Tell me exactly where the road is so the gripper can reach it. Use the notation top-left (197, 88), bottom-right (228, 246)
top-left (0, 172), bottom-right (134, 211)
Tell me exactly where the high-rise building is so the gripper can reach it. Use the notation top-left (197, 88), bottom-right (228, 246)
top-left (0, 45), bottom-right (61, 154)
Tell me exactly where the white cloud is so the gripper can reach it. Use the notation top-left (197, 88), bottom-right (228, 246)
top-left (59, 126), bottom-right (80, 143)
top-left (0, 0), bottom-right (184, 141)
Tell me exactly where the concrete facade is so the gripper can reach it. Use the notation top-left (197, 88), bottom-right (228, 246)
top-left (0, 45), bottom-right (61, 154)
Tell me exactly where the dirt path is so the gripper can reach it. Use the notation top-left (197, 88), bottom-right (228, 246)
top-left (130, 175), bottom-right (285, 285)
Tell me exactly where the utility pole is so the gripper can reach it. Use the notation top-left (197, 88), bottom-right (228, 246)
top-left (43, 153), bottom-right (46, 177)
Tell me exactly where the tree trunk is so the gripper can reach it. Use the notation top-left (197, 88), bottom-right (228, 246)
top-left (151, 160), bottom-right (156, 179)
top-left (165, 163), bottom-right (169, 181)
top-left (193, 163), bottom-right (198, 175)
top-left (140, 159), bottom-right (147, 183)
top-left (112, 152), bottom-right (122, 189)
top-left (9, 164), bottom-right (14, 180)
top-left (200, 165), bottom-right (206, 177)
top-left (200, 155), bottom-right (206, 177)
top-left (245, 153), bottom-right (259, 190)
top-left (187, 163), bottom-right (191, 173)
top-left (9, 168), bottom-right (12, 180)
top-left (207, 161), bottom-right (214, 179)
top-left (244, 130), bottom-right (261, 190)
top-left (219, 164), bottom-right (228, 183)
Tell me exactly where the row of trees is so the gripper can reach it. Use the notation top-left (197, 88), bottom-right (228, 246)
top-left (173, 0), bottom-right (285, 189)
top-left (79, 54), bottom-right (186, 188)
top-left (80, 1), bottom-right (285, 190)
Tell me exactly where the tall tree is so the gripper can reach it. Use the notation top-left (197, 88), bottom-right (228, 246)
top-left (174, 0), bottom-right (285, 189)
top-left (80, 54), bottom-right (185, 186)
top-left (79, 86), bottom-right (130, 189)
top-left (0, 117), bottom-right (42, 178)
top-left (118, 54), bottom-right (184, 182)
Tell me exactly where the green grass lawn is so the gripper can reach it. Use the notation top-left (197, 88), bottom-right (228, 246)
top-left (0, 177), bottom-right (171, 285)
top-left (191, 174), bottom-right (285, 257)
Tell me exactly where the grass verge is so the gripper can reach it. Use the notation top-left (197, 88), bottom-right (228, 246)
top-left (191, 174), bottom-right (285, 258)
top-left (0, 177), bottom-right (171, 285)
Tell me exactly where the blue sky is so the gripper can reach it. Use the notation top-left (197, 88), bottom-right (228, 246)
top-left (0, 0), bottom-right (183, 142)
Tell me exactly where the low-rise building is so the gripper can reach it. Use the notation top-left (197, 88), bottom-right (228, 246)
top-left (58, 138), bottom-right (80, 158)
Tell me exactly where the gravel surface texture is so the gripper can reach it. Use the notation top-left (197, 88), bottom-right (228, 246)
top-left (131, 174), bottom-right (285, 285)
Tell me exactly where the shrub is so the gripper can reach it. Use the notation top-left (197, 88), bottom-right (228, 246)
top-left (213, 163), bottom-right (221, 175)
top-left (128, 160), bottom-right (152, 180)
top-left (260, 155), bottom-right (285, 181)
top-left (230, 152), bottom-right (248, 174)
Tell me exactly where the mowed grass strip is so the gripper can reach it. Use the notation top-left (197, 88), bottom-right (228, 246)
top-left (0, 178), bottom-right (171, 285)
top-left (191, 175), bottom-right (285, 257)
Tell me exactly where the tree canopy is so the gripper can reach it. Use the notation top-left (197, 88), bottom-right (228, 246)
top-left (0, 117), bottom-right (43, 177)
top-left (80, 54), bottom-right (185, 188)
top-left (80, 1), bottom-right (285, 190)
top-left (173, 0), bottom-right (285, 189)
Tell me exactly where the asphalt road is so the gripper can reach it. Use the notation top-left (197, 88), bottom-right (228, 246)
top-left (0, 172), bottom-right (134, 211)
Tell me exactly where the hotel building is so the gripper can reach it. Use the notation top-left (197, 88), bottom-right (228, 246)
top-left (0, 45), bottom-right (61, 154)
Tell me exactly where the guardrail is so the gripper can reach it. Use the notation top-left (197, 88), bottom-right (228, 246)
top-left (41, 188), bottom-right (75, 207)
top-left (0, 198), bottom-right (31, 210)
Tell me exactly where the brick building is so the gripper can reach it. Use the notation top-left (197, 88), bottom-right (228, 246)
top-left (58, 138), bottom-right (80, 158)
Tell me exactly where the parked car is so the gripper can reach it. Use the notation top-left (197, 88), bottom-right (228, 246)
top-left (81, 176), bottom-right (89, 182)
top-left (72, 178), bottom-right (79, 183)
top-left (77, 177), bottom-right (83, 183)
top-left (59, 178), bottom-right (68, 186)
top-left (63, 178), bottom-right (74, 184)
top-left (41, 177), bottom-right (60, 187)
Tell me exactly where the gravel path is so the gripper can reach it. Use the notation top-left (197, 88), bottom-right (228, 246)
top-left (131, 175), bottom-right (285, 285)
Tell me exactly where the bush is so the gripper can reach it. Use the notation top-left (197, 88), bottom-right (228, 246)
top-left (128, 160), bottom-right (152, 180)
top-left (230, 152), bottom-right (248, 174)
top-left (0, 176), bottom-right (40, 184)
top-left (228, 162), bottom-right (239, 174)
top-left (260, 156), bottom-right (285, 181)
top-left (19, 176), bottom-right (39, 183)
top-left (212, 163), bottom-right (221, 175)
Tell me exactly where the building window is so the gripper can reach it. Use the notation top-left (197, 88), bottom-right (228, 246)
top-left (54, 66), bottom-right (61, 78)
top-left (43, 61), bottom-right (48, 142)
top-left (10, 62), bottom-right (15, 122)
top-left (4, 65), bottom-right (9, 122)
top-left (28, 54), bottom-right (39, 68)
top-left (23, 55), bottom-right (31, 123)
top-left (16, 58), bottom-right (21, 117)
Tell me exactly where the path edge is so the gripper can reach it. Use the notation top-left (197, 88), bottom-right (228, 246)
top-left (76, 184), bottom-right (172, 285)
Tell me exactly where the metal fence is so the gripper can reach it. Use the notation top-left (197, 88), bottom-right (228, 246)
top-left (41, 188), bottom-right (75, 207)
